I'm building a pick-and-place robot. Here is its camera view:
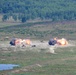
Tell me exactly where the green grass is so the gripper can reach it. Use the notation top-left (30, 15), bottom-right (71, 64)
top-left (0, 43), bottom-right (76, 75)
top-left (0, 20), bottom-right (76, 74)
top-left (0, 20), bottom-right (76, 40)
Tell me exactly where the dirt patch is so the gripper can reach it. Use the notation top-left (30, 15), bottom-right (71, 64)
top-left (0, 40), bottom-right (75, 54)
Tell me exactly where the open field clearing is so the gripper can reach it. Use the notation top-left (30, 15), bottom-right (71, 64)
top-left (0, 22), bottom-right (21, 28)
top-left (0, 40), bottom-right (76, 75)
top-left (0, 20), bottom-right (76, 40)
top-left (0, 20), bottom-right (76, 75)
top-left (1, 0), bottom-right (76, 74)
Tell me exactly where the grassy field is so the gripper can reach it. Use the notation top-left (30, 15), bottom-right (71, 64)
top-left (0, 20), bottom-right (76, 40)
top-left (0, 40), bottom-right (76, 75)
top-left (0, 20), bottom-right (76, 75)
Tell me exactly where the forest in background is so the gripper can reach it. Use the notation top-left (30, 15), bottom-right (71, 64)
top-left (0, 0), bottom-right (76, 22)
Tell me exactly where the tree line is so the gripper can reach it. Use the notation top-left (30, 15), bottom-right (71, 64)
top-left (1, 0), bottom-right (76, 22)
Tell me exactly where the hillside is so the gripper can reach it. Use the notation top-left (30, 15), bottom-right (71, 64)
top-left (0, 20), bottom-right (76, 40)
top-left (0, 33), bottom-right (76, 75)
top-left (0, 0), bottom-right (76, 22)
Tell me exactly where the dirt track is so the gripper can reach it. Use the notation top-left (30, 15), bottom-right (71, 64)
top-left (0, 40), bottom-right (75, 53)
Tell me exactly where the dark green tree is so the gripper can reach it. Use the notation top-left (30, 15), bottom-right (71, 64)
top-left (12, 15), bottom-right (17, 21)
top-left (2, 15), bottom-right (8, 21)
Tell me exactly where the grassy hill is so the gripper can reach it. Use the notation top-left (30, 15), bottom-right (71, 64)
top-left (0, 20), bottom-right (76, 40)
top-left (0, 20), bottom-right (76, 75)
top-left (0, 38), bottom-right (76, 75)
top-left (1, 0), bottom-right (76, 22)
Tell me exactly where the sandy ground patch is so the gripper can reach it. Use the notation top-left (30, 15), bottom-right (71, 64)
top-left (0, 40), bottom-right (75, 54)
